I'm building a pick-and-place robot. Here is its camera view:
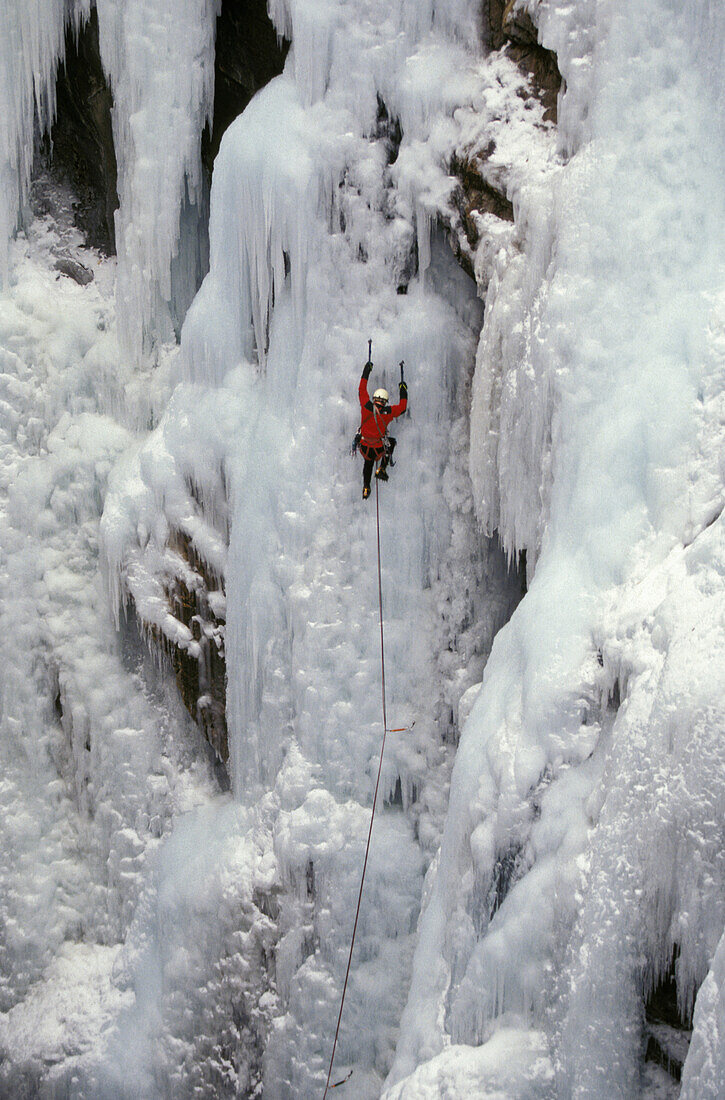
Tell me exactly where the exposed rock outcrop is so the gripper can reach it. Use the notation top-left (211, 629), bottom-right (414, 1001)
top-left (489, 0), bottom-right (561, 123)
top-left (645, 953), bottom-right (694, 1083)
top-left (164, 527), bottom-right (228, 764)
top-left (44, 1), bottom-right (286, 765)
top-left (445, 0), bottom-right (561, 280)
top-left (45, 0), bottom-right (288, 256)
top-left (54, 256), bottom-right (94, 285)
top-left (50, 9), bottom-right (118, 254)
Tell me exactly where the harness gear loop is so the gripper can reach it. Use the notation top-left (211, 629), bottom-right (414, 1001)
top-left (322, 477), bottom-right (389, 1097)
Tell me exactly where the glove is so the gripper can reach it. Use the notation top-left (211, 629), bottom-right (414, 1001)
top-left (399, 380), bottom-right (408, 398)
top-left (362, 361), bottom-right (373, 379)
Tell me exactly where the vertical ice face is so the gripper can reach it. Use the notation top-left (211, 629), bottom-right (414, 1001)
top-left (181, 74), bottom-right (322, 381)
top-left (94, 0), bottom-right (220, 359)
top-left (0, 0), bottom-right (218, 358)
top-left (95, 0), bottom-right (528, 1093)
top-left (6, 0), bottom-right (721, 1092)
top-left (0, 0), bottom-right (90, 282)
top-left (0, 189), bottom-right (223, 1092)
top-left (681, 927), bottom-right (725, 1100)
top-left (265, 0), bottom-right (481, 111)
top-left (389, 0), bottom-right (725, 1095)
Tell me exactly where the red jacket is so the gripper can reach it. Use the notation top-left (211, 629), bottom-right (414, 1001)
top-left (359, 372), bottom-right (407, 450)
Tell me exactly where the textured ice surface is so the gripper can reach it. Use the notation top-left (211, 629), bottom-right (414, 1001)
top-left (0, 197), bottom-right (217, 1092)
top-left (385, 1025), bottom-right (555, 1099)
top-left (0, 0), bottom-right (218, 358)
top-left (98, 0), bottom-right (522, 1093)
top-left (95, 0), bottom-right (220, 359)
top-left (1, 0), bottom-right (724, 1094)
top-left (389, 0), bottom-right (725, 1095)
top-left (0, 1), bottom-right (90, 282)
top-left (681, 927), bottom-right (725, 1099)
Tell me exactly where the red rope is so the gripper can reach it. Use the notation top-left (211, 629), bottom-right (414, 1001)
top-left (323, 476), bottom-right (388, 1097)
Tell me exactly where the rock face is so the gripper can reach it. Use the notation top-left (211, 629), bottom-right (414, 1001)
top-left (448, 149), bottom-right (515, 281)
top-left (50, 9), bottom-right (118, 254)
top-left (164, 528), bottom-right (228, 765)
top-left (54, 256), bottom-right (94, 285)
top-left (202, 0), bottom-right (289, 174)
top-left (47, 0), bottom-right (288, 253)
top-left (445, 0), bottom-right (562, 280)
top-left (488, 0), bottom-right (561, 122)
top-left (645, 954), bottom-right (694, 1083)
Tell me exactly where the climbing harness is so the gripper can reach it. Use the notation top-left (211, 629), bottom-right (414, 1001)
top-left (322, 477), bottom-right (391, 1098)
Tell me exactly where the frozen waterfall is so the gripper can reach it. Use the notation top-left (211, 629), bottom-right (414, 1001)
top-left (0, 0), bottom-right (724, 1096)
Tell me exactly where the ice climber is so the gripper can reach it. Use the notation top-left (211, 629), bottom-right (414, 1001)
top-left (357, 358), bottom-right (408, 499)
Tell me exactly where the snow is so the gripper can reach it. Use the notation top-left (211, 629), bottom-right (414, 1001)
top-left (0, 0), bottom-right (218, 358)
top-left (0, 187), bottom-right (218, 1091)
top-left (1, 0), bottom-right (724, 1094)
top-left (384, 1025), bottom-right (555, 1099)
top-left (0, 944), bottom-right (132, 1076)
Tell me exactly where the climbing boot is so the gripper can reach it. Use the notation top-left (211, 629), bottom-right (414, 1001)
top-left (362, 485), bottom-right (371, 499)
top-left (375, 466), bottom-right (389, 481)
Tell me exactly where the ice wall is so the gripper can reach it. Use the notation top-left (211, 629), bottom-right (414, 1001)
top-left (97, 0), bottom-right (529, 1094)
top-left (5, 0), bottom-right (722, 1093)
top-left (0, 183), bottom-right (219, 1093)
top-left (388, 0), bottom-right (725, 1095)
top-left (0, 0), bottom-right (218, 361)
top-left (95, 0), bottom-right (220, 359)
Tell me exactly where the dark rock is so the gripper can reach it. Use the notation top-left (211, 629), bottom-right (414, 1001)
top-left (49, 9), bottom-right (118, 253)
top-left (54, 256), bottom-right (94, 285)
top-left (505, 41), bottom-right (561, 124)
top-left (165, 527), bottom-right (228, 764)
top-left (445, 152), bottom-right (515, 280)
top-left (45, 1), bottom-right (287, 255)
top-left (645, 950), bottom-right (694, 1083)
top-left (486, 1), bottom-right (561, 123)
top-left (478, 841), bottom-right (527, 932)
top-left (202, 0), bottom-right (289, 175)
top-left (487, 0), bottom-right (509, 51)
top-left (372, 95), bottom-right (403, 166)
top-left (452, 151), bottom-right (515, 232)
top-left (645, 1024), bottom-right (691, 1082)
top-left (502, 0), bottom-right (540, 49)
top-left (444, 4), bottom-right (561, 281)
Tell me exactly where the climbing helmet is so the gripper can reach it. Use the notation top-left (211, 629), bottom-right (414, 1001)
top-left (373, 388), bottom-right (389, 405)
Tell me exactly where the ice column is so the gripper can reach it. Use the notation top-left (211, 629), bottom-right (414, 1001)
top-left (95, 0), bottom-right (220, 359)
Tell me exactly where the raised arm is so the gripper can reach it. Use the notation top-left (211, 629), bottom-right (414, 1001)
top-left (359, 360), bottom-right (373, 407)
top-left (390, 379), bottom-right (408, 418)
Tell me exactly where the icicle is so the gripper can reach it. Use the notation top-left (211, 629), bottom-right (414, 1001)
top-left (94, 0), bottom-right (220, 360)
top-left (0, 0), bottom-right (91, 282)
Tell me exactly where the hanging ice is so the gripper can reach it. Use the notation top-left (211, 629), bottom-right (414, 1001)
top-left (2, 0), bottom-right (724, 1093)
top-left (0, 1), bottom-right (90, 282)
top-left (94, 0), bottom-right (220, 358)
top-left (388, 0), bottom-right (725, 1095)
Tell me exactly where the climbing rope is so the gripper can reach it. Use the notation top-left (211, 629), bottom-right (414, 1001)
top-left (323, 476), bottom-right (389, 1097)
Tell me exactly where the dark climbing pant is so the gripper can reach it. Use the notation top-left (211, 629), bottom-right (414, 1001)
top-left (362, 437), bottom-right (395, 490)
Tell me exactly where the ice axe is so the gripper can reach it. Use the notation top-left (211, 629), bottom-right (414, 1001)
top-left (400, 359), bottom-right (409, 416)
